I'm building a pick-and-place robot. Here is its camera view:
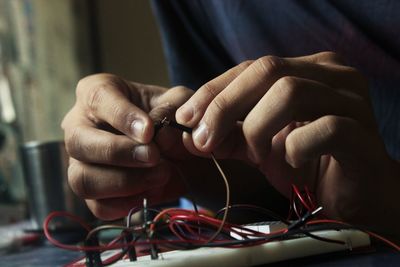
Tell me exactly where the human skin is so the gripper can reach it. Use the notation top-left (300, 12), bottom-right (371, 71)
top-left (62, 52), bottom-right (400, 238)
top-left (176, 52), bottom-right (400, 238)
top-left (62, 74), bottom-right (272, 221)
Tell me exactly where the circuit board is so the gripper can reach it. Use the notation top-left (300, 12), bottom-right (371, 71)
top-left (72, 228), bottom-right (370, 267)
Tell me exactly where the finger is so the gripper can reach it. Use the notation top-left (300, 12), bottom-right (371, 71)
top-left (149, 86), bottom-right (194, 124)
top-left (284, 115), bottom-right (385, 169)
top-left (154, 85), bottom-right (194, 111)
top-left (85, 187), bottom-right (167, 220)
top-left (176, 60), bottom-right (253, 125)
top-left (150, 86), bottom-right (194, 159)
top-left (242, 77), bottom-right (372, 163)
top-left (291, 52), bottom-right (368, 96)
top-left (187, 57), bottom-right (366, 152)
top-left (85, 171), bottom-right (185, 220)
top-left (182, 122), bottom-right (250, 161)
top-left (76, 75), bottom-right (153, 143)
top-left (65, 125), bottom-right (160, 167)
top-left (68, 159), bottom-right (170, 199)
top-left (179, 55), bottom-right (362, 128)
top-left (292, 51), bottom-right (346, 66)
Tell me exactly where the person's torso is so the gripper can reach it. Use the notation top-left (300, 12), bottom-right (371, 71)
top-left (152, 0), bottom-right (400, 159)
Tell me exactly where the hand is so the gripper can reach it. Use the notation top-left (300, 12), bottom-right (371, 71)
top-left (176, 52), bottom-right (400, 233)
top-left (62, 73), bottom-right (193, 220)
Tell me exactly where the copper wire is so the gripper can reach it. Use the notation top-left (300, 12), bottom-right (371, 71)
top-left (207, 153), bottom-right (231, 243)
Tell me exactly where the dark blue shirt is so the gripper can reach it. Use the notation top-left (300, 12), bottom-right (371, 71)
top-left (152, 0), bottom-right (400, 160)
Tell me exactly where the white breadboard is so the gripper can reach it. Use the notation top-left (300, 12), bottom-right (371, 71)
top-left (74, 228), bottom-right (370, 267)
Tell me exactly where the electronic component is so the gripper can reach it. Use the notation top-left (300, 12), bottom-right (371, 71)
top-left (42, 116), bottom-right (400, 267)
top-left (70, 227), bottom-right (370, 267)
top-left (84, 236), bottom-right (102, 267)
top-left (154, 117), bottom-right (192, 135)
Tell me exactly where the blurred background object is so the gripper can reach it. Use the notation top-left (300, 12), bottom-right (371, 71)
top-left (0, 0), bottom-right (168, 143)
top-left (0, 0), bottom-right (169, 227)
top-left (21, 140), bottom-right (93, 230)
top-left (96, 0), bottom-right (169, 85)
top-left (0, 16), bottom-right (25, 224)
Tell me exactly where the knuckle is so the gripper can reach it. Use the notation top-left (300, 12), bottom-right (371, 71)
top-left (253, 55), bottom-right (285, 78)
top-left (242, 122), bottom-right (268, 163)
top-left (76, 74), bottom-right (109, 97)
top-left (170, 85), bottom-right (190, 95)
top-left (87, 84), bottom-right (107, 113)
top-left (102, 140), bottom-right (118, 162)
top-left (64, 127), bottom-right (82, 157)
top-left (88, 201), bottom-right (111, 220)
top-left (75, 77), bottom-right (91, 97)
top-left (68, 161), bottom-right (90, 198)
top-left (285, 135), bottom-right (298, 158)
top-left (318, 51), bottom-right (344, 64)
top-left (201, 82), bottom-right (219, 99)
top-left (321, 115), bottom-right (344, 140)
top-left (109, 103), bottom-right (126, 129)
top-left (284, 134), bottom-right (303, 167)
top-left (240, 59), bottom-right (253, 67)
top-left (242, 122), bottom-right (262, 149)
top-left (61, 107), bottom-right (76, 130)
top-left (211, 94), bottom-right (230, 114)
top-left (237, 60), bottom-right (253, 70)
top-left (242, 121), bottom-right (259, 145)
top-left (273, 76), bottom-right (300, 104)
top-left (77, 74), bottom-right (124, 112)
top-left (167, 85), bottom-right (194, 103)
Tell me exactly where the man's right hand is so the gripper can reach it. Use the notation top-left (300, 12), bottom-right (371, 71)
top-left (61, 74), bottom-right (193, 220)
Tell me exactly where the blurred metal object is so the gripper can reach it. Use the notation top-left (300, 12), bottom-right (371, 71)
top-left (21, 140), bottom-right (92, 230)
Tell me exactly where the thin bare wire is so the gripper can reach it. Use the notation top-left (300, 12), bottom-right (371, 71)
top-left (207, 153), bottom-right (230, 243)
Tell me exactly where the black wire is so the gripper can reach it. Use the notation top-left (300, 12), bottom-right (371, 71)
top-left (168, 221), bottom-right (234, 241)
top-left (167, 120), bottom-right (193, 133)
top-left (102, 250), bottom-right (127, 266)
top-left (215, 204), bottom-right (290, 225)
top-left (303, 232), bottom-right (345, 245)
top-left (186, 224), bottom-right (351, 248)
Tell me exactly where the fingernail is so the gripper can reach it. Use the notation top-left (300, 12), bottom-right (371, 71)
top-left (176, 104), bottom-right (194, 123)
top-left (131, 120), bottom-right (144, 140)
top-left (193, 122), bottom-right (209, 148)
top-left (133, 145), bottom-right (150, 162)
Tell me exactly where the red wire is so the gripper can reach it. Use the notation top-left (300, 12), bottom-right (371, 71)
top-left (64, 255), bottom-right (85, 267)
top-left (307, 219), bottom-right (400, 252)
top-left (174, 222), bottom-right (209, 241)
top-left (168, 213), bottom-right (286, 242)
top-left (43, 211), bottom-right (91, 251)
top-left (292, 184), bottom-right (313, 212)
top-left (304, 186), bottom-right (317, 211)
top-left (45, 202), bottom-right (400, 260)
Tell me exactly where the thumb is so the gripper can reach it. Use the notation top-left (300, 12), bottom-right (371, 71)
top-left (150, 86), bottom-right (194, 160)
top-left (182, 122), bottom-right (253, 164)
